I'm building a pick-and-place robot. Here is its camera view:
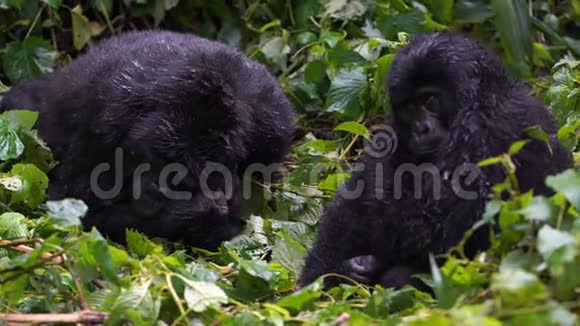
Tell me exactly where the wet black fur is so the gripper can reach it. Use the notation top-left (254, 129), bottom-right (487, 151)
top-left (0, 30), bottom-right (295, 250)
top-left (300, 32), bottom-right (572, 289)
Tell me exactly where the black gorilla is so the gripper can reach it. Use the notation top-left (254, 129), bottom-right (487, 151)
top-left (0, 31), bottom-right (294, 250)
top-left (300, 32), bottom-right (572, 289)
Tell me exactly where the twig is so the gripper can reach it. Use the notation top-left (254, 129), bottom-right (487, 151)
top-left (0, 310), bottom-right (108, 324)
top-left (338, 134), bottom-right (360, 161)
top-left (62, 253), bottom-right (89, 310)
top-left (0, 239), bottom-right (63, 264)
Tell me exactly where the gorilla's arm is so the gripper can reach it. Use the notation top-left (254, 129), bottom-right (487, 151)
top-left (300, 174), bottom-right (378, 287)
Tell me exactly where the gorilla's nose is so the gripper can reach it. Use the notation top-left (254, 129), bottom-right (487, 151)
top-left (413, 120), bottom-right (432, 135)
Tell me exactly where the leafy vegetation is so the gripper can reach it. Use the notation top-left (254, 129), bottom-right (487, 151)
top-left (0, 0), bottom-right (579, 324)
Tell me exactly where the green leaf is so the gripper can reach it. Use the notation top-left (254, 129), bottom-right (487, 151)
top-left (239, 259), bottom-right (274, 282)
top-left (524, 126), bottom-right (552, 154)
top-left (183, 280), bottom-right (228, 312)
top-left (376, 9), bottom-right (429, 40)
top-left (126, 229), bottom-right (163, 258)
top-left (0, 212), bottom-right (29, 239)
top-left (491, 268), bottom-right (548, 306)
top-left (318, 173), bottom-right (351, 193)
top-left (453, 0), bottom-right (492, 23)
top-left (41, 0), bottom-right (61, 9)
top-left (18, 129), bottom-right (56, 173)
top-left (3, 37), bottom-right (56, 83)
top-left (296, 32), bottom-right (317, 45)
top-left (326, 68), bottom-right (367, 118)
top-left (508, 139), bottom-right (530, 155)
top-left (327, 43), bottom-right (369, 66)
top-left (110, 283), bottom-right (158, 325)
top-left (294, 0), bottom-right (323, 28)
top-left (537, 225), bottom-right (577, 264)
top-left (304, 60), bottom-right (326, 84)
top-left (0, 117), bottom-right (25, 161)
top-left (519, 197), bottom-right (556, 222)
top-left (0, 110), bottom-right (38, 130)
top-left (271, 231), bottom-right (307, 276)
top-left (428, 0), bottom-right (454, 23)
top-left (8, 163), bottom-right (48, 208)
top-left (546, 169), bottom-right (580, 209)
top-left (46, 199), bottom-right (88, 227)
top-left (491, 0), bottom-right (532, 76)
top-left (276, 278), bottom-right (323, 312)
top-left (375, 53), bottom-right (395, 88)
top-left (557, 120), bottom-right (579, 151)
top-left (75, 230), bottom-right (120, 285)
top-left (333, 121), bottom-right (369, 138)
top-left (324, 0), bottom-right (366, 20)
top-left (70, 5), bottom-right (92, 51)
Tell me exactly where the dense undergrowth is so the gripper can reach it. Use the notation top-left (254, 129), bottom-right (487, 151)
top-left (0, 0), bottom-right (579, 325)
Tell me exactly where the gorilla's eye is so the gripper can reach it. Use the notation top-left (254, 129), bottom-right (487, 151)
top-left (423, 95), bottom-right (440, 113)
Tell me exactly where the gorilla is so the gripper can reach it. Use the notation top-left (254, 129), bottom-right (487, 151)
top-left (300, 32), bottom-right (572, 290)
top-left (0, 30), bottom-right (294, 250)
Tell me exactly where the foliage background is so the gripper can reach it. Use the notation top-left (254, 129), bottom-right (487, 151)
top-left (0, 0), bottom-right (579, 325)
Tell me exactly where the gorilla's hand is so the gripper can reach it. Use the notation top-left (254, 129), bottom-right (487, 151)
top-left (343, 255), bottom-right (382, 284)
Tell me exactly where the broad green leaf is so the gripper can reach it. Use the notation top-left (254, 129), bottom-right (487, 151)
top-left (324, 0), bottom-right (366, 20)
top-left (304, 60), bottom-right (326, 84)
top-left (557, 120), bottom-right (579, 151)
top-left (0, 212), bottom-right (29, 239)
top-left (8, 163), bottom-right (48, 208)
top-left (375, 53), bottom-right (395, 88)
top-left (537, 225), bottom-right (577, 264)
top-left (546, 169), bottom-right (580, 209)
top-left (491, 268), bottom-right (548, 306)
top-left (326, 68), bottom-right (367, 118)
top-left (183, 280), bottom-right (228, 312)
top-left (3, 37), bottom-right (56, 83)
top-left (519, 197), bottom-right (556, 222)
top-left (110, 283), bottom-right (158, 325)
top-left (75, 230), bottom-right (120, 285)
top-left (376, 9), bottom-right (428, 39)
top-left (320, 31), bottom-right (343, 47)
top-left (276, 278), bottom-right (323, 312)
top-left (0, 118), bottom-right (24, 161)
top-left (46, 198), bottom-right (88, 227)
top-left (239, 259), bottom-right (274, 281)
top-left (294, 0), bottom-right (323, 28)
top-left (318, 173), bottom-right (351, 193)
top-left (327, 43), bottom-right (369, 66)
top-left (296, 32), bottom-right (317, 45)
top-left (18, 129), bottom-right (56, 173)
top-left (271, 232), bottom-right (307, 275)
top-left (333, 121), bottom-right (369, 138)
top-left (70, 5), bottom-right (92, 50)
top-left (0, 110), bottom-right (38, 130)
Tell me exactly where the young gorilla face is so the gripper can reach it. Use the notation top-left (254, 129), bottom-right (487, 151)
top-left (394, 86), bottom-right (456, 158)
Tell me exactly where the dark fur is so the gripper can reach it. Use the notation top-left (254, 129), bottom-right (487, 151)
top-left (300, 32), bottom-right (572, 289)
top-left (0, 31), bottom-right (294, 250)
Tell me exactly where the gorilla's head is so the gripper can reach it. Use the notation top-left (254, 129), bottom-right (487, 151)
top-left (387, 32), bottom-right (511, 159)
